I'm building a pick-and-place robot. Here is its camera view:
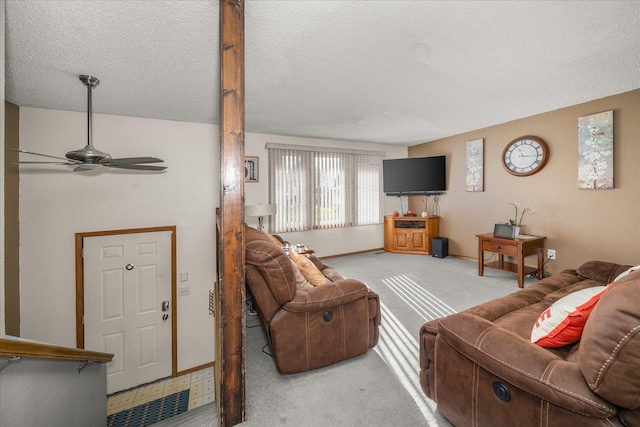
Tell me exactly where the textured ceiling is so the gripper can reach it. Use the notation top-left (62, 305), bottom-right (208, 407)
top-left (5, 1), bottom-right (640, 146)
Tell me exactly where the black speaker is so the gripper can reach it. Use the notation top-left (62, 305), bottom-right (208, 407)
top-left (432, 237), bottom-right (449, 258)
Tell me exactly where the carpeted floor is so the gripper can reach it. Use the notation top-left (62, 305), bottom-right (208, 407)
top-left (154, 252), bottom-right (532, 426)
top-left (327, 251), bottom-right (534, 338)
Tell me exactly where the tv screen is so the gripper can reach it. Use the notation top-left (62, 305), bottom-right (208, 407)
top-left (383, 155), bottom-right (446, 195)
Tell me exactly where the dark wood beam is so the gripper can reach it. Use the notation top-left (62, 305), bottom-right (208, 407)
top-left (217, 0), bottom-right (246, 426)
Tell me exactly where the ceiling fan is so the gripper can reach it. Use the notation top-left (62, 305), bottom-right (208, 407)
top-left (10, 75), bottom-right (167, 172)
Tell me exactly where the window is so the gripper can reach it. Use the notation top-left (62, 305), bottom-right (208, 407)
top-left (267, 143), bottom-right (384, 233)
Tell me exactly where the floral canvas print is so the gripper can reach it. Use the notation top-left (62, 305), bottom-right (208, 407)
top-left (466, 138), bottom-right (483, 192)
top-left (578, 110), bottom-right (613, 189)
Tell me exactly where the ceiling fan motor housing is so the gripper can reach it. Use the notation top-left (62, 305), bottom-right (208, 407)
top-left (79, 75), bottom-right (100, 88)
top-left (65, 147), bottom-right (112, 163)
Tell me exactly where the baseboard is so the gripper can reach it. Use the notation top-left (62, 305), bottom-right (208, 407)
top-left (320, 248), bottom-right (384, 260)
top-left (451, 254), bottom-right (475, 262)
top-left (176, 361), bottom-right (214, 377)
top-left (322, 249), bottom-right (471, 261)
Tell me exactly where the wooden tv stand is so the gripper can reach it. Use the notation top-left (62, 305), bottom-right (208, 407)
top-left (384, 215), bottom-right (439, 255)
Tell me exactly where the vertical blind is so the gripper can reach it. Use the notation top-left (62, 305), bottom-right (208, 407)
top-left (267, 143), bottom-right (385, 233)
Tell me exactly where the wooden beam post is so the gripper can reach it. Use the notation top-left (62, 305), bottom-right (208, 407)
top-left (217, 0), bottom-right (245, 426)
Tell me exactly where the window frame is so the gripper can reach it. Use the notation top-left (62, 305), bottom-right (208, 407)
top-left (267, 143), bottom-right (385, 233)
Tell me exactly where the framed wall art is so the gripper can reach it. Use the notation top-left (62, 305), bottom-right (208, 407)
top-left (245, 156), bottom-right (259, 183)
top-left (466, 138), bottom-right (484, 192)
top-left (578, 110), bottom-right (613, 189)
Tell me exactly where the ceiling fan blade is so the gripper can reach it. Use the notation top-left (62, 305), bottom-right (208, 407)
top-left (10, 161), bottom-right (77, 165)
top-left (73, 165), bottom-right (100, 172)
top-left (104, 157), bottom-right (165, 165)
top-left (105, 164), bottom-right (167, 171)
top-left (8, 148), bottom-right (83, 163)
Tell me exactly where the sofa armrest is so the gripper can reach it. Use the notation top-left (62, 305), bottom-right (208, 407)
top-left (419, 319), bottom-right (440, 398)
top-left (438, 312), bottom-right (617, 418)
top-left (420, 319), bottom-right (439, 370)
top-left (283, 279), bottom-right (369, 313)
top-left (321, 267), bottom-right (346, 282)
top-left (576, 260), bottom-right (631, 284)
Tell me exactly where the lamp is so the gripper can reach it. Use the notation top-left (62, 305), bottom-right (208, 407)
top-left (245, 204), bottom-right (277, 231)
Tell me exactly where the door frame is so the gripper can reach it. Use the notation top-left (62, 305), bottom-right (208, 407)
top-left (75, 225), bottom-right (178, 378)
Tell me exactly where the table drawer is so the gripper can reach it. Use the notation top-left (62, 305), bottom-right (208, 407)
top-left (483, 241), bottom-right (517, 256)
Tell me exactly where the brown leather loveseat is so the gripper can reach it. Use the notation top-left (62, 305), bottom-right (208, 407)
top-left (420, 260), bottom-right (640, 426)
top-left (244, 226), bottom-right (381, 374)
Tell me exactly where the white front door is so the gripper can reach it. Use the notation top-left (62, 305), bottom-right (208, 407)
top-left (83, 230), bottom-right (173, 394)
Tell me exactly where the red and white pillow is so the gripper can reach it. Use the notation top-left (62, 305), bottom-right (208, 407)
top-left (531, 286), bottom-right (606, 348)
top-left (614, 265), bottom-right (640, 282)
top-left (532, 265), bottom-right (640, 348)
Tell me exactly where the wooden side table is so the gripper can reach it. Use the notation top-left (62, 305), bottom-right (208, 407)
top-left (476, 233), bottom-right (546, 288)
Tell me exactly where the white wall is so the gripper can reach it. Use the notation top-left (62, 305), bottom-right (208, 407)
top-left (19, 108), bottom-right (217, 371)
top-left (244, 132), bottom-right (408, 256)
top-left (19, 108), bottom-right (407, 373)
top-left (0, 356), bottom-right (107, 427)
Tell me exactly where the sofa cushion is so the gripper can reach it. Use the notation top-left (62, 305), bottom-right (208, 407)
top-left (467, 270), bottom-right (594, 345)
top-left (579, 270), bottom-right (640, 409)
top-left (531, 286), bottom-right (606, 348)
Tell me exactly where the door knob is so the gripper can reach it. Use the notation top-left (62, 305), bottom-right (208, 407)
top-left (125, 263), bottom-right (134, 271)
top-left (163, 314), bottom-right (169, 321)
top-left (162, 300), bottom-right (170, 311)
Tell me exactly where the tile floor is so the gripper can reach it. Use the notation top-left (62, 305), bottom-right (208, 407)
top-left (107, 366), bottom-right (215, 417)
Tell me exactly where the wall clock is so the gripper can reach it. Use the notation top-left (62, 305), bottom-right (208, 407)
top-left (502, 136), bottom-right (549, 176)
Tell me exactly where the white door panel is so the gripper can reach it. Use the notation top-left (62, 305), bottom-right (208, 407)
top-left (84, 231), bottom-right (172, 394)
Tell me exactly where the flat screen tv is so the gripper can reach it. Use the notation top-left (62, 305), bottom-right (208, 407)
top-left (383, 155), bottom-right (446, 195)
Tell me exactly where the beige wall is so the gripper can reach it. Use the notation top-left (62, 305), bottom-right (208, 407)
top-left (4, 102), bottom-right (19, 336)
top-left (408, 89), bottom-right (640, 274)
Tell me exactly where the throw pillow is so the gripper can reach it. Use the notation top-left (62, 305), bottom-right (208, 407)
top-left (289, 259), bottom-right (315, 290)
top-left (289, 250), bottom-right (328, 286)
top-left (531, 286), bottom-right (606, 348)
top-left (614, 265), bottom-right (640, 282)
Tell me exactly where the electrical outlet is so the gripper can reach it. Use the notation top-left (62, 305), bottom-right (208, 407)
top-left (179, 287), bottom-right (190, 296)
top-left (547, 249), bottom-right (556, 260)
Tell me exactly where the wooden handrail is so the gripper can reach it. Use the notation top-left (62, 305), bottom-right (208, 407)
top-left (0, 337), bottom-right (113, 363)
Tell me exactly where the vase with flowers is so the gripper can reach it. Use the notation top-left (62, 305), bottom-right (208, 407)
top-left (508, 202), bottom-right (536, 237)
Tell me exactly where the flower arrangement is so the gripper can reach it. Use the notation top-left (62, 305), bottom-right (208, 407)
top-left (509, 202), bottom-right (535, 227)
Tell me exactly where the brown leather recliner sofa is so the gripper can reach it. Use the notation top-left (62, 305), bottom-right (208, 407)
top-left (420, 260), bottom-right (640, 427)
top-left (244, 226), bottom-right (381, 374)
